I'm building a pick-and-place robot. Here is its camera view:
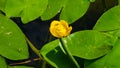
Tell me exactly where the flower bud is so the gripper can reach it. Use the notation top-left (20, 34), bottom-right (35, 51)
top-left (50, 20), bottom-right (72, 38)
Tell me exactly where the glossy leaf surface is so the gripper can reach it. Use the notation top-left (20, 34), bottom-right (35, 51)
top-left (41, 0), bottom-right (67, 20)
top-left (0, 14), bottom-right (29, 60)
top-left (94, 6), bottom-right (120, 31)
top-left (85, 39), bottom-right (120, 68)
top-left (60, 0), bottom-right (90, 24)
top-left (42, 0), bottom-right (90, 24)
top-left (4, 0), bottom-right (48, 23)
top-left (62, 30), bottom-right (113, 59)
top-left (41, 39), bottom-right (76, 68)
top-left (0, 56), bottom-right (7, 68)
top-left (0, 0), bottom-right (5, 11)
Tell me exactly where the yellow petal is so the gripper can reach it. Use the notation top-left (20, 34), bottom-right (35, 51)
top-left (49, 20), bottom-right (72, 38)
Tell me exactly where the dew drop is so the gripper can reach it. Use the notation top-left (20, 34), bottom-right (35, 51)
top-left (8, 43), bottom-right (11, 46)
top-left (18, 48), bottom-right (22, 52)
top-left (1, 26), bottom-right (5, 29)
top-left (89, 0), bottom-right (95, 2)
top-left (5, 32), bottom-right (12, 35)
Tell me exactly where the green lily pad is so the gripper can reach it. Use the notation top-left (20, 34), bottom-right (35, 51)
top-left (0, 56), bottom-right (7, 68)
top-left (94, 6), bottom-right (120, 31)
top-left (84, 39), bottom-right (120, 68)
top-left (41, 0), bottom-right (67, 20)
top-left (62, 30), bottom-right (114, 59)
top-left (0, 14), bottom-right (29, 60)
top-left (0, 0), bottom-right (5, 11)
top-left (4, 0), bottom-right (48, 23)
top-left (40, 39), bottom-right (76, 68)
top-left (60, 0), bottom-right (90, 24)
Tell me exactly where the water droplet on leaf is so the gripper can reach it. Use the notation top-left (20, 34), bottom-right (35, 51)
top-left (89, 0), bottom-right (95, 2)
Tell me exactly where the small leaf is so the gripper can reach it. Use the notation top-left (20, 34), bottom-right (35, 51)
top-left (0, 14), bottom-right (29, 60)
top-left (94, 6), bottom-right (120, 31)
top-left (62, 30), bottom-right (113, 59)
top-left (41, 0), bottom-right (67, 20)
top-left (0, 56), bottom-right (7, 68)
top-left (60, 0), bottom-right (90, 24)
top-left (40, 39), bottom-right (76, 68)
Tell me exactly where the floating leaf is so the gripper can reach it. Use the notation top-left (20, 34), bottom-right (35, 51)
top-left (60, 0), bottom-right (90, 24)
top-left (0, 56), bottom-right (7, 68)
top-left (42, 0), bottom-right (90, 24)
top-left (0, 0), bottom-right (5, 11)
top-left (4, 0), bottom-right (48, 23)
top-left (41, 0), bottom-right (67, 20)
top-left (84, 39), bottom-right (120, 68)
top-left (62, 30), bottom-right (113, 59)
top-left (0, 14), bottom-right (29, 60)
top-left (94, 6), bottom-right (120, 31)
top-left (40, 39), bottom-right (76, 68)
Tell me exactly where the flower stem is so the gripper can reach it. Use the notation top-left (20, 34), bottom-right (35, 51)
top-left (25, 37), bottom-right (42, 59)
top-left (42, 61), bottom-right (47, 68)
top-left (59, 38), bottom-right (80, 68)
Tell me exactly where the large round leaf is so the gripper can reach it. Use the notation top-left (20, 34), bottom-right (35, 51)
top-left (40, 39), bottom-right (77, 68)
top-left (84, 39), bottom-right (120, 68)
top-left (62, 30), bottom-right (113, 59)
top-left (0, 56), bottom-right (7, 68)
top-left (94, 6), bottom-right (120, 31)
top-left (60, 0), bottom-right (90, 24)
top-left (0, 14), bottom-right (29, 60)
top-left (4, 0), bottom-right (48, 23)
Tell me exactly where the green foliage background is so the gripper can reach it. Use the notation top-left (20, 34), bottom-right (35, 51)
top-left (0, 0), bottom-right (120, 68)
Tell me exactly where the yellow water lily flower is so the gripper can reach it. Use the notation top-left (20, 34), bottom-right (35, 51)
top-left (50, 20), bottom-right (72, 38)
